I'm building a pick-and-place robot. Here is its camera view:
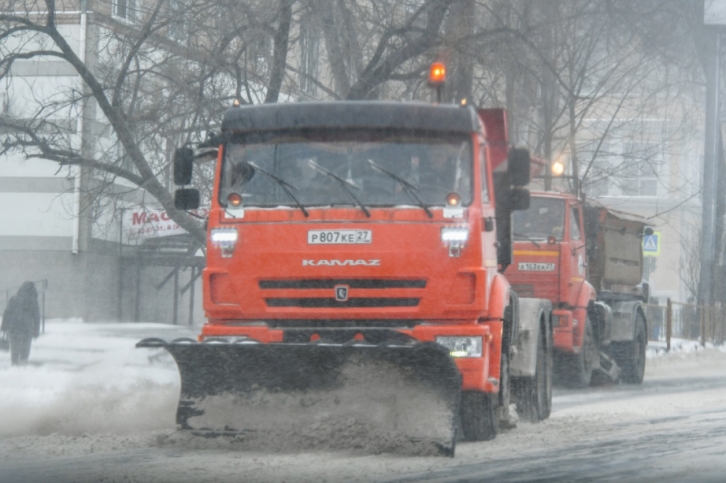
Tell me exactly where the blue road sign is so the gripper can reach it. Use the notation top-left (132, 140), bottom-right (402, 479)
top-left (643, 232), bottom-right (661, 256)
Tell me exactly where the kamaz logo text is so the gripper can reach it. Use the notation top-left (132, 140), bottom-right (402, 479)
top-left (302, 259), bottom-right (381, 266)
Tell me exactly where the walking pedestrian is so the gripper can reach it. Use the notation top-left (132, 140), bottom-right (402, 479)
top-left (1, 281), bottom-right (41, 365)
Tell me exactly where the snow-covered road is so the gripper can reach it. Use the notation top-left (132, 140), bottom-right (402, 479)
top-left (1, 321), bottom-right (725, 482)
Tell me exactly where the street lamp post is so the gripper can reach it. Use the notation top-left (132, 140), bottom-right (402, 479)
top-left (700, 2), bottom-right (724, 308)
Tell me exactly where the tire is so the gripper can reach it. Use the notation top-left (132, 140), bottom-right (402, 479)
top-left (460, 391), bottom-right (498, 441)
top-left (562, 317), bottom-right (596, 388)
top-left (497, 351), bottom-right (516, 428)
top-left (541, 326), bottom-right (553, 420)
top-left (515, 321), bottom-right (552, 422)
top-left (617, 312), bottom-right (647, 384)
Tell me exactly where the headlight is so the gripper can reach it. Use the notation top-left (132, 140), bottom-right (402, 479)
top-left (210, 228), bottom-right (238, 246)
top-left (210, 228), bottom-right (238, 257)
top-left (435, 336), bottom-right (482, 358)
top-left (441, 227), bottom-right (469, 245)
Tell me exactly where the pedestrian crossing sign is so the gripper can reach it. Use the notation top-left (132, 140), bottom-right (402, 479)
top-left (643, 232), bottom-right (661, 256)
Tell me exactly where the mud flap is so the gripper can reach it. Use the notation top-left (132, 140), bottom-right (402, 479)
top-left (594, 351), bottom-right (621, 382)
top-left (137, 338), bottom-right (461, 456)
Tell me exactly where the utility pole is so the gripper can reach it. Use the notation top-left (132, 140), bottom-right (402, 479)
top-left (699, 27), bottom-right (720, 308)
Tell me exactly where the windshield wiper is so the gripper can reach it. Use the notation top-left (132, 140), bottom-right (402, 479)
top-left (309, 160), bottom-right (370, 217)
top-left (248, 162), bottom-right (309, 217)
top-left (513, 232), bottom-right (541, 248)
top-left (366, 160), bottom-right (433, 218)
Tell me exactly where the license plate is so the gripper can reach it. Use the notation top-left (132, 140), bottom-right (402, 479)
top-left (308, 230), bottom-right (372, 244)
top-left (518, 262), bottom-right (555, 272)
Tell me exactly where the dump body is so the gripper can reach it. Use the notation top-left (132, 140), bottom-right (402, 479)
top-left (140, 101), bottom-right (554, 454)
top-left (583, 205), bottom-right (647, 294)
top-left (509, 192), bottom-right (648, 385)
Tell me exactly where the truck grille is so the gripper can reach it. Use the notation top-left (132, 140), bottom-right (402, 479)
top-left (265, 319), bottom-right (421, 328)
top-left (265, 298), bottom-right (420, 308)
top-left (259, 279), bottom-right (426, 289)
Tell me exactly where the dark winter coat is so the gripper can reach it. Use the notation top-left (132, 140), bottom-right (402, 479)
top-left (1, 282), bottom-right (40, 338)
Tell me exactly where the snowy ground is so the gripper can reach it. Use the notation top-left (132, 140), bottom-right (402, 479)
top-left (1, 321), bottom-right (726, 482)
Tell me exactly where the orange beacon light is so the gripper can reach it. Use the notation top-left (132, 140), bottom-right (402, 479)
top-left (428, 62), bottom-right (446, 103)
top-left (429, 62), bottom-right (446, 85)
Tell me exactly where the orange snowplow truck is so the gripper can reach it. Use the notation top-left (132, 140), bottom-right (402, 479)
top-left (508, 191), bottom-right (649, 388)
top-left (138, 102), bottom-right (552, 456)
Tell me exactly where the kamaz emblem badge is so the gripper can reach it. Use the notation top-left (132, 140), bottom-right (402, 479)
top-left (335, 285), bottom-right (350, 302)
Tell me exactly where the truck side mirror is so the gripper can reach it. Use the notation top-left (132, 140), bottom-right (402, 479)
top-left (508, 148), bottom-right (531, 186)
top-left (173, 147), bottom-right (194, 185)
top-left (174, 188), bottom-right (200, 210)
top-left (511, 188), bottom-right (530, 211)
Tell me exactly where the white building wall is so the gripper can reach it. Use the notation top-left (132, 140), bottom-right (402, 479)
top-left (1, 15), bottom-right (205, 324)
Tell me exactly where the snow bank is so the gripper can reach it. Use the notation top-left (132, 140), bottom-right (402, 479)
top-left (0, 320), bottom-right (188, 437)
top-left (646, 340), bottom-right (726, 380)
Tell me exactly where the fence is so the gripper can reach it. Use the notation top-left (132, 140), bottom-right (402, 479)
top-left (1, 279), bottom-right (48, 333)
top-left (644, 299), bottom-right (726, 350)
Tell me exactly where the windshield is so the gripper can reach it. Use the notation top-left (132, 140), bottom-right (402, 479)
top-left (512, 197), bottom-right (566, 241)
top-left (219, 131), bottom-right (472, 209)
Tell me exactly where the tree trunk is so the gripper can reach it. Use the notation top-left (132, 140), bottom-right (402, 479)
top-left (315, 1), bottom-right (350, 98)
top-left (264, 0), bottom-right (293, 104)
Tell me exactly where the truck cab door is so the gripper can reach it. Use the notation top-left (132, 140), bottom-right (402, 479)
top-left (480, 142), bottom-right (498, 281)
top-left (568, 204), bottom-right (587, 307)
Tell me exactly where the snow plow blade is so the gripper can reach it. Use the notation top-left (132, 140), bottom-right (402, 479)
top-left (136, 337), bottom-right (461, 456)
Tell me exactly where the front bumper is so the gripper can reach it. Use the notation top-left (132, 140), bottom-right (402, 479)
top-left (200, 320), bottom-right (502, 394)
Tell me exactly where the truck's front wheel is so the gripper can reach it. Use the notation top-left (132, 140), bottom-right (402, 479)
top-left (460, 391), bottom-right (498, 441)
top-left (562, 317), bottom-right (596, 388)
top-left (515, 322), bottom-right (552, 422)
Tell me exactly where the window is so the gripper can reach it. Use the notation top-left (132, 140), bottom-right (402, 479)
top-left (299, 19), bottom-right (320, 96)
top-left (570, 208), bottom-right (581, 240)
top-left (512, 197), bottom-right (566, 241)
top-left (480, 144), bottom-right (489, 202)
top-left (219, 132), bottom-right (473, 209)
top-left (587, 177), bottom-right (610, 197)
top-left (619, 141), bottom-right (661, 197)
top-left (577, 137), bottom-right (613, 197)
top-left (113, 0), bottom-right (136, 22)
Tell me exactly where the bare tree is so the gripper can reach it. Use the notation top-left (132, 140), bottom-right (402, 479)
top-left (466, 0), bottom-right (703, 204)
top-left (300, 0), bottom-right (459, 100)
top-left (0, 0), bottom-right (296, 244)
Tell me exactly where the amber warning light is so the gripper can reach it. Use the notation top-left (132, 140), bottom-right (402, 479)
top-left (429, 62), bottom-right (446, 85)
top-left (446, 192), bottom-right (461, 207)
top-left (227, 193), bottom-right (243, 207)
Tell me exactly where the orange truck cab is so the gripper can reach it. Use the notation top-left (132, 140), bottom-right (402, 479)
top-left (509, 191), bottom-right (649, 387)
top-left (166, 101), bottom-right (553, 448)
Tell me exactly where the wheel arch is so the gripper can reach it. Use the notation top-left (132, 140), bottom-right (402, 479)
top-left (488, 273), bottom-right (511, 321)
top-left (489, 273), bottom-right (516, 349)
top-left (573, 282), bottom-right (597, 344)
